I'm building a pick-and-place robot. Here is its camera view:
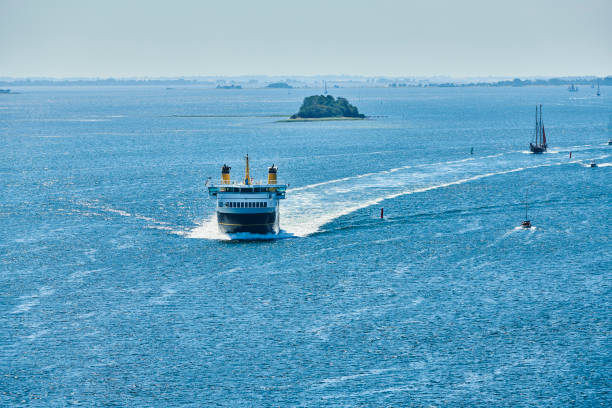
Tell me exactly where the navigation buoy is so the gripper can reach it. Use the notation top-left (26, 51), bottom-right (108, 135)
top-left (380, 208), bottom-right (384, 219)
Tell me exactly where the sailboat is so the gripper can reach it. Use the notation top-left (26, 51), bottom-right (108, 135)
top-left (529, 104), bottom-right (548, 154)
top-left (608, 115), bottom-right (612, 145)
top-left (324, 80), bottom-right (328, 94)
top-left (568, 84), bottom-right (578, 92)
top-left (596, 81), bottom-right (600, 96)
top-left (521, 191), bottom-right (531, 229)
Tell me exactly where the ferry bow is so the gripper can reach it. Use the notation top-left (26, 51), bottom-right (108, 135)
top-left (208, 155), bottom-right (287, 234)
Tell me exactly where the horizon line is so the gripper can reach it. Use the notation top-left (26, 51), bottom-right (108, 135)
top-left (1, 74), bottom-right (610, 81)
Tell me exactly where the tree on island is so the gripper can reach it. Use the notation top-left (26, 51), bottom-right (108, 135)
top-left (266, 82), bottom-right (292, 88)
top-left (290, 95), bottom-right (365, 119)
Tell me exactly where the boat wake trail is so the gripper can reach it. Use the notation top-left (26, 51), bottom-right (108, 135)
top-left (282, 152), bottom-right (603, 237)
top-left (283, 166), bottom-right (537, 237)
top-left (71, 199), bottom-right (185, 234)
top-left (188, 147), bottom-right (604, 240)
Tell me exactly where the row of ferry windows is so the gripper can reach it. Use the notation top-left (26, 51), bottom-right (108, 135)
top-left (220, 187), bottom-right (276, 192)
top-left (220, 201), bottom-right (268, 208)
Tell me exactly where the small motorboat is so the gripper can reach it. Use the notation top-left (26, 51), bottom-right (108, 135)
top-left (521, 191), bottom-right (531, 228)
top-left (589, 161), bottom-right (597, 168)
top-left (607, 139), bottom-right (612, 146)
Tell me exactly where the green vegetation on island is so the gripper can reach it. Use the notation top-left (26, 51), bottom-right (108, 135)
top-left (290, 95), bottom-right (365, 120)
top-left (266, 82), bottom-right (292, 88)
top-left (216, 84), bottom-right (242, 89)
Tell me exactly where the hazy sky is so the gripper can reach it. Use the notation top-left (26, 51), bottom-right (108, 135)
top-left (1, 0), bottom-right (610, 78)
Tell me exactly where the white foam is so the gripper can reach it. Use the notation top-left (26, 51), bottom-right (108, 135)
top-left (148, 144), bottom-right (608, 241)
top-left (189, 150), bottom-right (592, 240)
top-left (321, 384), bottom-right (414, 399)
top-left (11, 286), bottom-right (55, 314)
top-left (65, 118), bottom-right (109, 122)
top-left (289, 155), bottom-right (488, 192)
top-left (102, 207), bottom-right (132, 217)
top-left (11, 299), bottom-right (40, 314)
top-left (76, 201), bottom-right (173, 230)
top-left (315, 368), bottom-right (396, 389)
top-left (282, 165), bottom-right (544, 237)
top-left (186, 215), bottom-right (295, 241)
top-left (150, 286), bottom-right (177, 305)
top-left (68, 268), bottom-right (104, 281)
top-left (186, 216), bottom-right (229, 240)
top-left (23, 329), bottom-right (50, 342)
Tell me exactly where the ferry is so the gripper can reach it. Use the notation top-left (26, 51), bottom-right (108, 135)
top-left (207, 155), bottom-right (287, 234)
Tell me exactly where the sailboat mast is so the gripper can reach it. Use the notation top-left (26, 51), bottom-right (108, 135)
top-left (535, 106), bottom-right (538, 143)
top-left (539, 104), bottom-right (543, 145)
top-left (524, 189), bottom-right (529, 220)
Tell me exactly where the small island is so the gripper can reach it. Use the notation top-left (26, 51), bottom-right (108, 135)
top-left (266, 82), bottom-right (292, 89)
top-left (285, 95), bottom-right (365, 121)
top-left (216, 84), bottom-right (242, 89)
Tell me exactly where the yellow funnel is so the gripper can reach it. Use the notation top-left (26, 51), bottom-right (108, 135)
top-left (221, 164), bottom-right (231, 184)
top-left (268, 165), bottom-right (277, 184)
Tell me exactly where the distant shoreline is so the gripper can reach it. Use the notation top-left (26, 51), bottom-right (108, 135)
top-left (1, 76), bottom-right (609, 88)
top-left (277, 117), bottom-right (366, 122)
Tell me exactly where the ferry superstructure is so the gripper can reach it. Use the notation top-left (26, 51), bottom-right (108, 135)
top-left (207, 155), bottom-right (287, 234)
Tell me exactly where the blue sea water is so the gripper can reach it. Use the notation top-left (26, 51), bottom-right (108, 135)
top-left (1, 85), bottom-right (610, 406)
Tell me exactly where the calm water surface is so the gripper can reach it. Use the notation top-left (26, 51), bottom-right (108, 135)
top-left (1, 86), bottom-right (611, 406)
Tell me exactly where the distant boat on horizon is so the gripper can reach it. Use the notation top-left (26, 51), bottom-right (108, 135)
top-left (529, 104), bottom-right (548, 154)
top-left (568, 84), bottom-right (579, 92)
top-left (596, 81), bottom-right (600, 96)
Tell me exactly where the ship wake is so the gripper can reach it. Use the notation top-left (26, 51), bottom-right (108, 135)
top-left (188, 147), bottom-right (605, 239)
top-left (187, 217), bottom-right (295, 241)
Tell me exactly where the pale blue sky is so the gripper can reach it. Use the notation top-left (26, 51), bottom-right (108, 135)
top-left (1, 0), bottom-right (610, 78)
